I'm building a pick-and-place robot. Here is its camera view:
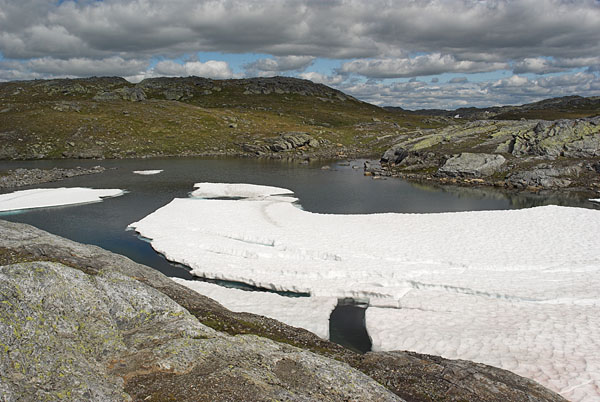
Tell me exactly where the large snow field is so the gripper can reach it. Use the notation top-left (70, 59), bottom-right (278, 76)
top-left (130, 182), bottom-right (600, 401)
top-left (0, 187), bottom-right (124, 212)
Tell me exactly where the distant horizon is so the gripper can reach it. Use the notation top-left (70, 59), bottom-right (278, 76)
top-left (1, 73), bottom-right (595, 112)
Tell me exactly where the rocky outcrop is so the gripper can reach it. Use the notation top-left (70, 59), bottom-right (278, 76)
top-left (0, 261), bottom-right (398, 401)
top-left (511, 118), bottom-right (600, 158)
top-left (93, 87), bottom-right (146, 102)
top-left (0, 220), bottom-right (567, 402)
top-left (0, 166), bottom-right (105, 188)
top-left (242, 133), bottom-right (320, 155)
top-left (507, 165), bottom-right (582, 189)
top-left (379, 117), bottom-right (600, 193)
top-left (438, 153), bottom-right (506, 178)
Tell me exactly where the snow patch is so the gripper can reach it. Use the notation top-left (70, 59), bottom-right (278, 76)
top-left (130, 183), bottom-right (600, 401)
top-left (0, 187), bottom-right (124, 212)
top-left (133, 170), bottom-right (163, 175)
top-left (590, 198), bottom-right (600, 204)
top-left (172, 278), bottom-right (336, 339)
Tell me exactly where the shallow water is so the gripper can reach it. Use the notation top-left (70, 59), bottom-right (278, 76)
top-left (1, 157), bottom-right (597, 350)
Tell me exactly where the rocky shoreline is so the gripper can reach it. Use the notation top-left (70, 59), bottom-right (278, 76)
top-left (366, 117), bottom-right (600, 198)
top-left (0, 166), bottom-right (106, 189)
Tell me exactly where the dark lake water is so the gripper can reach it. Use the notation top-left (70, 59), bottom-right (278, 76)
top-left (1, 157), bottom-right (597, 351)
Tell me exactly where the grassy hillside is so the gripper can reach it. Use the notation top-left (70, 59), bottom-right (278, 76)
top-left (0, 76), bottom-right (440, 160)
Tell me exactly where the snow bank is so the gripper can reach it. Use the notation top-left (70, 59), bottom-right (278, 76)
top-left (130, 183), bottom-right (600, 401)
top-left (172, 278), bottom-right (336, 339)
top-left (133, 170), bottom-right (163, 175)
top-left (0, 187), bottom-right (124, 212)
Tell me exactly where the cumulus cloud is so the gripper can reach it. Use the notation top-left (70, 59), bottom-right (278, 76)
top-left (26, 56), bottom-right (147, 77)
top-left (340, 54), bottom-right (508, 78)
top-left (0, 0), bottom-right (599, 61)
top-left (298, 71), bottom-right (345, 86)
top-left (512, 57), bottom-right (600, 74)
top-left (153, 60), bottom-right (236, 79)
top-left (448, 77), bottom-right (468, 84)
top-left (335, 71), bottom-right (600, 110)
top-left (245, 55), bottom-right (315, 76)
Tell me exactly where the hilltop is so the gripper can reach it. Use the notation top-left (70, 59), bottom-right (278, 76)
top-left (0, 76), bottom-right (436, 160)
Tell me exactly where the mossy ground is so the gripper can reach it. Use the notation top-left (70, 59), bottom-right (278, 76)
top-left (0, 77), bottom-right (440, 160)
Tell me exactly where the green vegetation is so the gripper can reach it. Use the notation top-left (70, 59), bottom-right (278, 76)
top-left (0, 76), bottom-right (441, 160)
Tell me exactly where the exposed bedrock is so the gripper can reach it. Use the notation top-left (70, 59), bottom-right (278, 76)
top-left (438, 152), bottom-right (506, 178)
top-left (379, 117), bottom-right (600, 192)
top-left (0, 220), bottom-right (566, 402)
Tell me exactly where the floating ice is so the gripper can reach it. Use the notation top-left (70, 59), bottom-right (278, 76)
top-left (172, 278), bottom-right (336, 339)
top-left (0, 187), bottom-right (124, 212)
top-left (133, 170), bottom-right (163, 175)
top-left (590, 198), bottom-right (600, 204)
top-left (131, 183), bottom-right (600, 401)
top-left (191, 182), bottom-right (295, 200)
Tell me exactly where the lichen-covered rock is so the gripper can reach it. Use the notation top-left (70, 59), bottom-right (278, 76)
top-left (0, 262), bottom-right (400, 401)
top-left (438, 152), bottom-right (506, 177)
top-left (511, 117), bottom-right (600, 158)
top-left (267, 133), bottom-right (319, 152)
top-left (506, 165), bottom-right (582, 189)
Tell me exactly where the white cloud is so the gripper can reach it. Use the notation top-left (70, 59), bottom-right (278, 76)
top-left (513, 57), bottom-right (600, 74)
top-left (340, 54), bottom-right (508, 78)
top-left (26, 56), bottom-right (147, 77)
top-left (0, 0), bottom-right (598, 61)
top-left (245, 55), bottom-right (315, 76)
top-left (298, 72), bottom-right (344, 86)
top-left (153, 60), bottom-right (236, 79)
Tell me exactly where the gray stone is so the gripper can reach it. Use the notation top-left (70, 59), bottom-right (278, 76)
top-left (438, 153), bottom-right (506, 177)
top-left (507, 165), bottom-right (582, 188)
top-left (381, 146), bottom-right (409, 165)
top-left (511, 118), bottom-right (600, 158)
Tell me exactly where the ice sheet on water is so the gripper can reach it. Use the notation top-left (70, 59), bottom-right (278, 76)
top-left (191, 182), bottom-right (295, 200)
top-left (172, 278), bottom-right (336, 339)
top-left (0, 187), bottom-right (124, 212)
top-left (133, 170), bottom-right (163, 175)
top-left (130, 183), bottom-right (600, 401)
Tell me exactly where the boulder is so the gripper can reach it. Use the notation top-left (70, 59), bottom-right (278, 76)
top-left (0, 262), bottom-right (399, 401)
top-left (381, 146), bottom-right (409, 165)
top-left (268, 133), bottom-right (318, 152)
top-left (507, 165), bottom-right (582, 189)
top-left (438, 153), bottom-right (506, 177)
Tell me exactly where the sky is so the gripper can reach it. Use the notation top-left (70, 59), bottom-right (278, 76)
top-left (0, 0), bottom-right (599, 110)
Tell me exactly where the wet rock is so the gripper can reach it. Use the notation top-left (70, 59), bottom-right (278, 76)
top-left (438, 153), bottom-right (506, 177)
